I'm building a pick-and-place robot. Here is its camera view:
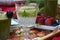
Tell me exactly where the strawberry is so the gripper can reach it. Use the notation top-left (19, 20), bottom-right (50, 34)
top-left (38, 18), bottom-right (44, 24)
top-left (45, 18), bottom-right (52, 25)
top-left (36, 16), bottom-right (41, 24)
top-left (49, 17), bottom-right (54, 21)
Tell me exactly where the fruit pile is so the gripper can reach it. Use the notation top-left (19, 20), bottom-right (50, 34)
top-left (29, 29), bottom-right (50, 39)
top-left (7, 27), bottom-right (51, 40)
top-left (36, 13), bottom-right (59, 26)
top-left (29, 28), bottom-right (52, 38)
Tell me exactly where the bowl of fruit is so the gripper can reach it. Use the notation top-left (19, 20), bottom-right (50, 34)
top-left (7, 27), bottom-right (53, 40)
top-left (36, 13), bottom-right (60, 26)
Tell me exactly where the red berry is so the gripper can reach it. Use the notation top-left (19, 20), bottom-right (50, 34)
top-left (45, 18), bottom-right (52, 25)
top-left (38, 18), bottom-right (44, 24)
top-left (36, 16), bottom-right (41, 24)
top-left (49, 17), bottom-right (54, 21)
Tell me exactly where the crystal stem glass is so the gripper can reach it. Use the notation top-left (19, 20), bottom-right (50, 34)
top-left (15, 3), bottom-right (39, 40)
